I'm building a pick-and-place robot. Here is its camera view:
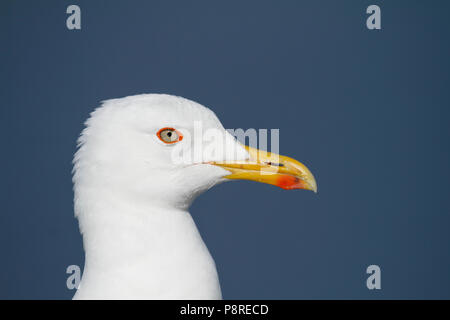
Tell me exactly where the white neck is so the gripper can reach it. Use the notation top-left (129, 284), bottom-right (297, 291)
top-left (73, 194), bottom-right (222, 300)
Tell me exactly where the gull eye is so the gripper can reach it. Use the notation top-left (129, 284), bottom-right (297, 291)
top-left (157, 127), bottom-right (183, 144)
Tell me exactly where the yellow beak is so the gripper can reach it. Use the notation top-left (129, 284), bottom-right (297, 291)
top-left (210, 146), bottom-right (317, 192)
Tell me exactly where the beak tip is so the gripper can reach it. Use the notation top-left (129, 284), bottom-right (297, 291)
top-left (304, 182), bottom-right (318, 193)
top-left (311, 181), bottom-right (318, 194)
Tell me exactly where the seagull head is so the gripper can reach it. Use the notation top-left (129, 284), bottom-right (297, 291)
top-left (73, 94), bottom-right (316, 213)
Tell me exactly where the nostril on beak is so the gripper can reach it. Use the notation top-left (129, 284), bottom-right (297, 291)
top-left (265, 162), bottom-right (284, 167)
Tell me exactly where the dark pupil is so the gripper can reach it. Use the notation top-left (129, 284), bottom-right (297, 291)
top-left (167, 131), bottom-right (172, 137)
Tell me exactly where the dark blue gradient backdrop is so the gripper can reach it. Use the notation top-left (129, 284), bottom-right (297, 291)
top-left (1, 0), bottom-right (450, 299)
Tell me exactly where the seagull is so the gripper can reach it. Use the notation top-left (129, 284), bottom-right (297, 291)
top-left (72, 94), bottom-right (316, 299)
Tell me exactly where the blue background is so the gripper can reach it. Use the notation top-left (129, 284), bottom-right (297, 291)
top-left (1, 0), bottom-right (450, 299)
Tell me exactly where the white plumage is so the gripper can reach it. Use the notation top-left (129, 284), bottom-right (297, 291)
top-left (73, 94), bottom-right (248, 299)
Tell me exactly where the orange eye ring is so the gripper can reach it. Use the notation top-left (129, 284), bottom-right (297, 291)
top-left (156, 127), bottom-right (183, 144)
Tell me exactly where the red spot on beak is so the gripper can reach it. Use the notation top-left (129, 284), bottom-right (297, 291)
top-left (276, 175), bottom-right (307, 190)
